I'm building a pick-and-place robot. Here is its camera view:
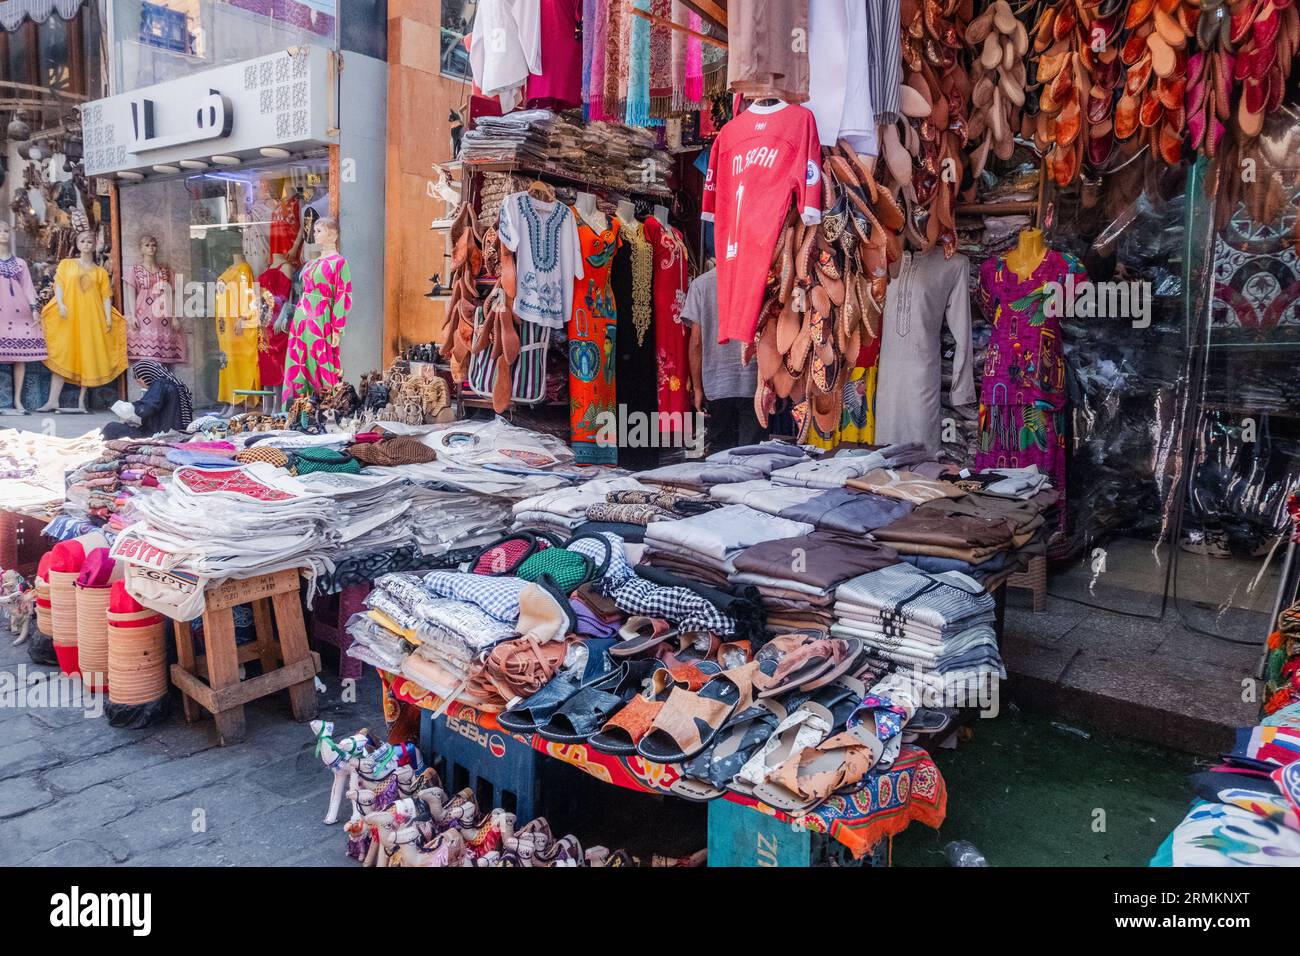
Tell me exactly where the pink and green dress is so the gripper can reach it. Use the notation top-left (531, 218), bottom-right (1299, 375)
top-left (975, 249), bottom-right (1085, 528)
top-left (282, 253), bottom-right (352, 402)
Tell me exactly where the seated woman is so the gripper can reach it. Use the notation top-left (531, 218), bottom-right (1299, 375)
top-left (101, 361), bottom-right (195, 440)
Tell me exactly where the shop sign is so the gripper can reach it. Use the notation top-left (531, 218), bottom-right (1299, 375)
top-left (80, 45), bottom-right (333, 176)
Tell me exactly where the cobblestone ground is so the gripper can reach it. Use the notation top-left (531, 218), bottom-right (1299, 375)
top-left (0, 626), bottom-right (384, 866)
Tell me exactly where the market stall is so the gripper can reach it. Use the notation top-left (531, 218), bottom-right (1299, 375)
top-left (2, 0), bottom-right (1298, 869)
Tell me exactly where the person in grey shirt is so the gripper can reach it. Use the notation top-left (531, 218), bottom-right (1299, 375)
top-left (682, 267), bottom-right (766, 454)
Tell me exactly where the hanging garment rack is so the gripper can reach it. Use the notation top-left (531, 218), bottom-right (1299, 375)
top-left (630, 6), bottom-right (728, 48)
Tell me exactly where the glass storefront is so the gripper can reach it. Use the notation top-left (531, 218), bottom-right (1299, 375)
top-left (108, 0), bottom-right (337, 92)
top-left (117, 154), bottom-right (330, 407)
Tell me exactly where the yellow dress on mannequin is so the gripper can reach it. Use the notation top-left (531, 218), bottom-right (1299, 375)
top-left (215, 260), bottom-right (259, 403)
top-left (41, 258), bottom-right (127, 387)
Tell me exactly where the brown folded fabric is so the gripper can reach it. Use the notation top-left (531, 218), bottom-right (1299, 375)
top-left (846, 469), bottom-right (968, 503)
top-left (731, 531), bottom-right (899, 590)
top-left (348, 437), bottom-right (438, 467)
top-left (872, 509), bottom-right (1015, 551)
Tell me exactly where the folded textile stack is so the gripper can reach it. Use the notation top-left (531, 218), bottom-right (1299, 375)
top-left (64, 436), bottom-right (181, 525)
top-left (831, 564), bottom-right (1003, 705)
top-left (0, 428), bottom-right (105, 516)
top-left (513, 476), bottom-right (650, 532)
top-left (770, 443), bottom-right (930, 489)
top-left (846, 468), bottom-right (968, 504)
top-left (459, 111), bottom-right (672, 196)
top-left (731, 531), bottom-right (899, 637)
top-left (641, 505), bottom-right (813, 589)
top-left (583, 487), bottom-right (718, 528)
top-left (639, 442), bottom-right (808, 491)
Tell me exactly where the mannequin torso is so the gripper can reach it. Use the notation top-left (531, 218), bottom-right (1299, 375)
top-left (1005, 228), bottom-right (1048, 281)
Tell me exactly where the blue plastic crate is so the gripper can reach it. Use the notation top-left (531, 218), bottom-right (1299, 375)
top-left (420, 710), bottom-right (543, 823)
top-left (706, 799), bottom-right (885, 867)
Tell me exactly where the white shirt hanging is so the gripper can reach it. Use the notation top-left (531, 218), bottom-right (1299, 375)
top-left (807, 0), bottom-right (878, 155)
top-left (469, 0), bottom-right (543, 113)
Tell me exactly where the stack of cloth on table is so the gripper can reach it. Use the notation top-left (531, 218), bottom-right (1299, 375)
top-left (832, 563), bottom-right (1003, 705)
top-left (0, 428), bottom-right (105, 515)
top-left (637, 442), bottom-right (809, 491)
top-left (580, 488), bottom-right (719, 540)
top-left (63, 436), bottom-right (186, 524)
top-left (641, 504), bottom-right (813, 589)
top-left (513, 476), bottom-right (650, 533)
top-left (731, 532), bottom-right (900, 637)
top-left (769, 442), bottom-right (930, 489)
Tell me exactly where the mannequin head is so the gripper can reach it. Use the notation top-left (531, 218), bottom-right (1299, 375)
top-left (0, 221), bottom-right (11, 253)
top-left (75, 230), bottom-right (96, 257)
top-left (139, 234), bottom-right (158, 259)
top-left (313, 216), bottom-right (339, 250)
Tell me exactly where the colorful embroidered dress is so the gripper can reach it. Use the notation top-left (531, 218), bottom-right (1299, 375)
top-left (269, 194), bottom-right (301, 264)
top-left (975, 249), bottom-right (1084, 527)
top-left (642, 216), bottom-right (690, 435)
top-left (41, 258), bottom-right (126, 387)
top-left (568, 217), bottom-right (622, 464)
top-left (283, 253), bottom-right (352, 402)
top-left (0, 256), bottom-right (43, 362)
top-left (215, 261), bottom-right (258, 403)
top-left (127, 264), bottom-right (187, 364)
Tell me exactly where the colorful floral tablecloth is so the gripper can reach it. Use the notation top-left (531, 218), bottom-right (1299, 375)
top-left (380, 670), bottom-right (947, 859)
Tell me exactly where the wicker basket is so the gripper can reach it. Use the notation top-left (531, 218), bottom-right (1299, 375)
top-left (107, 610), bottom-right (167, 706)
top-left (34, 579), bottom-right (51, 636)
top-left (48, 570), bottom-right (79, 649)
top-left (75, 584), bottom-right (112, 691)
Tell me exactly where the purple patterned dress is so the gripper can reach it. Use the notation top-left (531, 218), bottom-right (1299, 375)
top-left (0, 256), bottom-right (43, 362)
top-left (128, 265), bottom-right (187, 363)
top-left (975, 249), bottom-right (1086, 528)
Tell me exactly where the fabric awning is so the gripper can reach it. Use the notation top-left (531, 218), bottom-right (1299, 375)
top-left (0, 0), bottom-right (86, 32)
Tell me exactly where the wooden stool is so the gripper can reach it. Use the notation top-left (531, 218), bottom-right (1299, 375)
top-left (1006, 554), bottom-right (1048, 612)
top-left (171, 569), bottom-right (320, 745)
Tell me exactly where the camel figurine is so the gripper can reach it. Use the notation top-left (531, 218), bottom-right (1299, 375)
top-left (311, 720), bottom-right (374, 824)
top-left (0, 570), bottom-right (35, 646)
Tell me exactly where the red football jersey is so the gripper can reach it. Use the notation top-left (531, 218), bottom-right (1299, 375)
top-left (702, 102), bottom-right (823, 343)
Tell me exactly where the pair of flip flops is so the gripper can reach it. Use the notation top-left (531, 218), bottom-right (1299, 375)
top-left (756, 637), bottom-right (864, 699)
top-left (496, 638), bottom-right (617, 735)
top-left (534, 659), bottom-right (660, 744)
top-left (587, 660), bottom-right (723, 756)
top-left (635, 660), bottom-right (768, 765)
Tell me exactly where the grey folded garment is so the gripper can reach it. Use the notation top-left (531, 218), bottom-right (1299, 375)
top-left (777, 487), bottom-right (915, 534)
top-left (638, 461), bottom-right (769, 490)
top-left (835, 564), bottom-right (995, 631)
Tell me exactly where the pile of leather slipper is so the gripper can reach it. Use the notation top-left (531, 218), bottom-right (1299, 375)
top-left (967, 0), bottom-right (1032, 177)
top-left (893, 0), bottom-right (972, 256)
top-left (1032, 0), bottom-right (1096, 184)
top-left (745, 141), bottom-right (903, 437)
top-left (1223, 0), bottom-right (1300, 144)
top-left (1116, 0), bottom-right (1193, 167)
top-left (438, 204), bottom-right (524, 414)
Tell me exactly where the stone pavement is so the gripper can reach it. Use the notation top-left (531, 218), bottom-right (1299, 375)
top-left (0, 625), bottom-right (384, 867)
top-left (1001, 592), bottom-right (1260, 755)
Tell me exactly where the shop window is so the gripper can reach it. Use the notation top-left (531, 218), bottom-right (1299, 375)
top-left (440, 0), bottom-right (473, 80)
top-left (37, 13), bottom-right (70, 92)
top-left (117, 157), bottom-right (330, 407)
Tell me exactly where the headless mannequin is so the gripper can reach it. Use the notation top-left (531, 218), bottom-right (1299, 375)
top-left (615, 199), bottom-right (636, 227)
top-left (127, 235), bottom-right (174, 352)
top-left (652, 204), bottom-right (670, 228)
top-left (0, 222), bottom-right (38, 413)
top-left (1006, 227), bottom-right (1048, 282)
top-left (39, 231), bottom-right (111, 413)
top-left (575, 192), bottom-right (607, 232)
top-left (224, 251), bottom-right (254, 415)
